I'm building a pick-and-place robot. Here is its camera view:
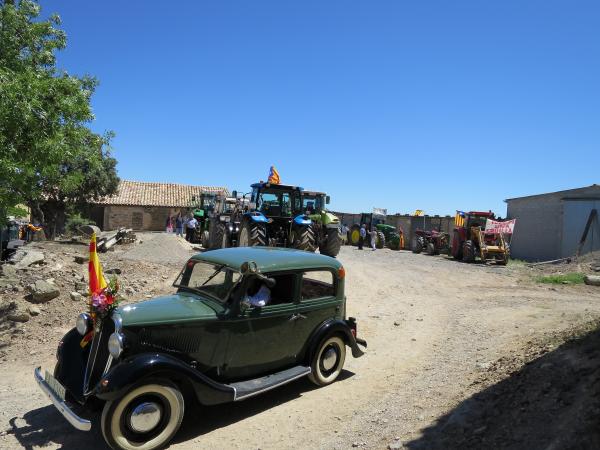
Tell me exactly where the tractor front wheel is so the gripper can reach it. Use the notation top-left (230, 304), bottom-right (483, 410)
top-left (238, 221), bottom-right (267, 247)
top-left (201, 230), bottom-right (210, 249)
top-left (292, 225), bottom-right (317, 252)
top-left (426, 242), bottom-right (437, 255)
top-left (463, 240), bottom-right (476, 263)
top-left (320, 228), bottom-right (342, 257)
top-left (452, 231), bottom-right (463, 259)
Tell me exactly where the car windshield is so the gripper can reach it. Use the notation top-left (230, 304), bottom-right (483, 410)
top-left (173, 260), bottom-right (241, 303)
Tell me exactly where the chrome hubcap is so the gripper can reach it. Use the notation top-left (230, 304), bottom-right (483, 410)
top-left (322, 347), bottom-right (338, 372)
top-left (129, 402), bottom-right (162, 433)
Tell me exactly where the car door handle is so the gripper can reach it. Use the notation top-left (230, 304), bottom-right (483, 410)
top-left (288, 313), bottom-right (307, 321)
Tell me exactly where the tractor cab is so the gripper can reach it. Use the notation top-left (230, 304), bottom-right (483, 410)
top-left (302, 191), bottom-right (331, 215)
top-left (250, 182), bottom-right (303, 218)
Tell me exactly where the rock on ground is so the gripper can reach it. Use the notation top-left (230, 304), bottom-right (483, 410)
top-left (584, 275), bottom-right (600, 286)
top-left (28, 280), bottom-right (60, 303)
top-left (13, 249), bottom-right (45, 269)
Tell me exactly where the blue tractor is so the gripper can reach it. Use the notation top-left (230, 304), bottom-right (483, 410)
top-left (237, 182), bottom-right (317, 251)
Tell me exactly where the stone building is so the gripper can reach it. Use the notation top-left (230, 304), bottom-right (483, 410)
top-left (505, 184), bottom-right (600, 261)
top-left (90, 180), bottom-right (228, 231)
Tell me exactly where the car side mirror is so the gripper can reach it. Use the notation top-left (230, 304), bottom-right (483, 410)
top-left (326, 196), bottom-right (330, 205)
top-left (241, 261), bottom-right (258, 275)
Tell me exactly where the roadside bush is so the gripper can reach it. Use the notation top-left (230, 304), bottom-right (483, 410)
top-left (536, 273), bottom-right (586, 285)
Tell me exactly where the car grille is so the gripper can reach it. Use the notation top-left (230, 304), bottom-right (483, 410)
top-left (83, 315), bottom-right (115, 394)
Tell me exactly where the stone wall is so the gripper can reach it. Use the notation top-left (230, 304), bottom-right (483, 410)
top-left (103, 205), bottom-right (192, 231)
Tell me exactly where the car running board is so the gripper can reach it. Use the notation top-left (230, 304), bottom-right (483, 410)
top-left (229, 365), bottom-right (311, 401)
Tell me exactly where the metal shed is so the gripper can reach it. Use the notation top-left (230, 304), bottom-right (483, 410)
top-left (505, 185), bottom-right (600, 261)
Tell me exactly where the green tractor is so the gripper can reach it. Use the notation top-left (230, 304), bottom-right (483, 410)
top-left (191, 193), bottom-right (217, 247)
top-left (348, 212), bottom-right (404, 250)
top-left (301, 190), bottom-right (342, 257)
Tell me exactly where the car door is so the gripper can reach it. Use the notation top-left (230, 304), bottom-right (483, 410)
top-left (222, 271), bottom-right (300, 381)
top-left (294, 269), bottom-right (341, 359)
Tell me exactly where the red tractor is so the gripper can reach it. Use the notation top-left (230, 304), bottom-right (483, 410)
top-left (412, 229), bottom-right (450, 255)
top-left (451, 211), bottom-right (510, 265)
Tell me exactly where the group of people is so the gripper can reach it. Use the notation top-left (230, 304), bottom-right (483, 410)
top-left (165, 213), bottom-right (198, 242)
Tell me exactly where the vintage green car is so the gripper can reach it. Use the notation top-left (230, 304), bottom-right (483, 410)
top-left (34, 247), bottom-right (366, 450)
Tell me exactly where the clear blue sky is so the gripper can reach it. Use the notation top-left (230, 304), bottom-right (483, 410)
top-left (41, 0), bottom-right (599, 216)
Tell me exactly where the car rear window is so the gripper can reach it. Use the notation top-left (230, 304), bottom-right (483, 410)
top-left (301, 270), bottom-right (335, 300)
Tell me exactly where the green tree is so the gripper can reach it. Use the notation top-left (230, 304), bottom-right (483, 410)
top-left (0, 0), bottom-right (118, 235)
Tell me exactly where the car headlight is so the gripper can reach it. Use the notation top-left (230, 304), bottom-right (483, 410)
top-left (108, 332), bottom-right (124, 358)
top-left (76, 313), bottom-right (92, 336)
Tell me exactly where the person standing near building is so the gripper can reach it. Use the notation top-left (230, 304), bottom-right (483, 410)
top-left (370, 227), bottom-right (377, 251)
top-left (358, 224), bottom-right (366, 250)
top-left (186, 216), bottom-right (198, 242)
top-left (165, 215), bottom-right (173, 233)
top-left (175, 213), bottom-right (183, 237)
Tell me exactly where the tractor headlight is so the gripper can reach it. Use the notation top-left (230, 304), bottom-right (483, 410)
top-left (76, 313), bottom-right (92, 336)
top-left (108, 332), bottom-right (124, 358)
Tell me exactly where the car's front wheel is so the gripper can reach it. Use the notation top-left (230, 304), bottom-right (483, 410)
top-left (101, 380), bottom-right (184, 450)
top-left (308, 335), bottom-right (346, 386)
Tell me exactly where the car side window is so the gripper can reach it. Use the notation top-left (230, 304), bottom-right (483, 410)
top-left (245, 273), bottom-right (297, 307)
top-left (301, 270), bottom-right (335, 301)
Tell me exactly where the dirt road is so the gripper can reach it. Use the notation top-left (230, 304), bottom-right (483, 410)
top-left (2, 239), bottom-right (600, 449)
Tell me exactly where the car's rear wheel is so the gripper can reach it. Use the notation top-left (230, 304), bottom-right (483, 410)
top-left (308, 335), bottom-right (346, 386)
top-left (101, 381), bottom-right (184, 450)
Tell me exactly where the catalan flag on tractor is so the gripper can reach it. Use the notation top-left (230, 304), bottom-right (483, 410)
top-left (268, 166), bottom-right (280, 184)
top-left (455, 210), bottom-right (466, 227)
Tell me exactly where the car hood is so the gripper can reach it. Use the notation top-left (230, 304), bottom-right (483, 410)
top-left (117, 292), bottom-right (225, 327)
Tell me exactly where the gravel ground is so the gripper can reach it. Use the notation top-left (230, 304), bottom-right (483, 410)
top-left (1, 238), bottom-right (600, 449)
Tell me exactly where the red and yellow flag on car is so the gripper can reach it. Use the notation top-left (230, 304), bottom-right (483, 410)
top-left (88, 232), bottom-right (108, 295)
top-left (81, 232), bottom-right (108, 348)
top-left (268, 166), bottom-right (280, 184)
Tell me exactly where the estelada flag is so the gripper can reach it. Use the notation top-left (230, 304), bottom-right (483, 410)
top-left (455, 211), bottom-right (466, 227)
top-left (268, 166), bottom-right (280, 184)
top-left (88, 232), bottom-right (108, 295)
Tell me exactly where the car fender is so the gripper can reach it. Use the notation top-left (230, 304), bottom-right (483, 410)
top-left (307, 319), bottom-right (366, 361)
top-left (244, 212), bottom-right (268, 223)
top-left (293, 214), bottom-right (312, 226)
top-left (94, 352), bottom-right (235, 405)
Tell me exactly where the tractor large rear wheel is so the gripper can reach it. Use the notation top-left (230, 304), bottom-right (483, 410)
top-left (213, 223), bottom-right (225, 249)
top-left (320, 228), bottom-right (342, 257)
top-left (239, 221), bottom-right (267, 247)
top-left (292, 225), bottom-right (317, 252)
top-left (349, 225), bottom-right (361, 246)
top-left (412, 236), bottom-right (424, 253)
top-left (463, 240), bottom-right (476, 263)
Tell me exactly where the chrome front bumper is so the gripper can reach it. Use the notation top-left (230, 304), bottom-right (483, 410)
top-left (34, 367), bottom-right (91, 431)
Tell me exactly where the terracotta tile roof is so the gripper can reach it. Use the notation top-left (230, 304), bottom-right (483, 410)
top-left (94, 180), bottom-right (229, 207)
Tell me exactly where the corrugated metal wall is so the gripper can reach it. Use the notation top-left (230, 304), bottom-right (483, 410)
top-left (561, 200), bottom-right (600, 257)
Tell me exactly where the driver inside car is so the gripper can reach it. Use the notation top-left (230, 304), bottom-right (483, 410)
top-left (244, 279), bottom-right (272, 307)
